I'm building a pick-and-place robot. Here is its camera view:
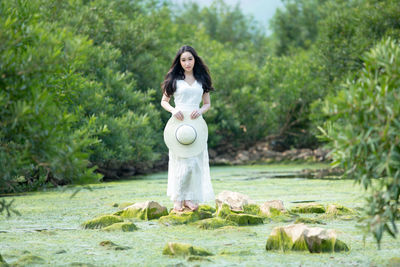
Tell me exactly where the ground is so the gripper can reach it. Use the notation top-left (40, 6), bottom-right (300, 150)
top-left (0, 163), bottom-right (399, 266)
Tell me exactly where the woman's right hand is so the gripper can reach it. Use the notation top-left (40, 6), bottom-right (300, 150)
top-left (172, 109), bottom-right (184, 121)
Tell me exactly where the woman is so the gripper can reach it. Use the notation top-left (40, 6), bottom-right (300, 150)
top-left (161, 45), bottom-right (215, 212)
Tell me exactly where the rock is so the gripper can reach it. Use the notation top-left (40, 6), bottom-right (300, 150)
top-left (291, 203), bottom-right (326, 214)
top-left (13, 254), bottom-right (45, 266)
top-left (115, 201), bottom-right (168, 220)
top-left (225, 214), bottom-right (264, 226)
top-left (195, 218), bottom-right (238, 229)
top-left (99, 240), bottom-right (130, 250)
top-left (295, 217), bottom-right (326, 225)
top-left (215, 190), bottom-right (256, 212)
top-left (216, 203), bottom-right (233, 219)
top-left (260, 200), bottom-right (285, 216)
top-left (266, 223), bottom-right (349, 253)
top-left (326, 204), bottom-right (355, 215)
top-left (117, 202), bottom-right (135, 210)
top-left (243, 204), bottom-right (261, 215)
top-left (162, 242), bottom-right (213, 257)
top-left (81, 215), bottom-right (123, 229)
top-left (102, 222), bottom-right (138, 232)
top-left (159, 207), bottom-right (212, 225)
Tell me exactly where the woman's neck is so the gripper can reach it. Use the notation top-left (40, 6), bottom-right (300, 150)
top-left (184, 70), bottom-right (194, 77)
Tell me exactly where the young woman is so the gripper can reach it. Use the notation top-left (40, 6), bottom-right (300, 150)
top-left (161, 45), bottom-right (215, 212)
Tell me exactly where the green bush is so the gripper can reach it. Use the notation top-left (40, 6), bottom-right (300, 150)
top-left (320, 38), bottom-right (400, 245)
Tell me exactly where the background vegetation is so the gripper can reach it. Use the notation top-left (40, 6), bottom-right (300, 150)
top-left (0, 0), bottom-right (399, 243)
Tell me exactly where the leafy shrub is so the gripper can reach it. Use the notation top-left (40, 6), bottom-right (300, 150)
top-left (320, 38), bottom-right (400, 245)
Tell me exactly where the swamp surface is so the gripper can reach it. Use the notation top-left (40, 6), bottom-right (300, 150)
top-left (1, 163), bottom-right (399, 266)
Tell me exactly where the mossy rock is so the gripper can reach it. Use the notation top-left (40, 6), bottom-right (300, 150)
top-left (117, 202), bottom-right (135, 210)
top-left (102, 222), bottom-right (138, 232)
top-left (266, 227), bottom-right (295, 251)
top-left (225, 214), bottom-right (264, 226)
top-left (13, 254), bottom-right (45, 266)
top-left (81, 215), bottom-right (123, 229)
top-left (242, 204), bottom-right (261, 215)
top-left (326, 204), bottom-right (356, 215)
top-left (162, 242), bottom-right (213, 257)
top-left (216, 203), bottom-right (233, 219)
top-left (295, 217), bottom-right (326, 225)
top-left (290, 203), bottom-right (325, 214)
top-left (115, 201), bottom-right (168, 220)
top-left (99, 240), bottom-right (130, 250)
top-left (195, 218), bottom-right (238, 229)
top-left (198, 204), bottom-right (216, 214)
top-left (159, 210), bottom-right (200, 225)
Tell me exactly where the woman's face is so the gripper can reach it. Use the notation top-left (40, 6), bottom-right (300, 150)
top-left (180, 51), bottom-right (195, 73)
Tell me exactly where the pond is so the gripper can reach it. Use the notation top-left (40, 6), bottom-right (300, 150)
top-left (1, 163), bottom-right (399, 266)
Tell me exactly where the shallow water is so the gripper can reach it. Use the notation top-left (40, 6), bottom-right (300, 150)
top-left (1, 163), bottom-right (399, 266)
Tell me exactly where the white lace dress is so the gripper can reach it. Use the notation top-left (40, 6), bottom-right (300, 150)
top-left (167, 79), bottom-right (215, 203)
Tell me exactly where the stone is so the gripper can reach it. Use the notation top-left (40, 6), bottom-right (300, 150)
top-left (326, 204), bottom-right (355, 215)
top-left (115, 201), bottom-right (168, 220)
top-left (102, 222), bottom-right (138, 232)
top-left (215, 190), bottom-right (256, 212)
top-left (260, 200), bottom-right (285, 216)
top-left (159, 207), bottom-right (212, 225)
top-left (81, 215), bottom-right (123, 229)
top-left (290, 203), bottom-right (326, 214)
top-left (266, 223), bottom-right (349, 253)
top-left (99, 240), bottom-right (130, 250)
top-left (162, 242), bottom-right (213, 257)
top-left (195, 218), bottom-right (238, 229)
top-left (225, 214), bottom-right (264, 226)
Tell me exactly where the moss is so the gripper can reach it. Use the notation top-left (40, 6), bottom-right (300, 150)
top-left (216, 203), bottom-right (233, 219)
top-left (195, 218), bottom-right (238, 229)
top-left (225, 214), bottom-right (263, 226)
top-left (326, 204), bottom-right (356, 215)
top-left (292, 234), bottom-right (309, 251)
top-left (81, 215), bottom-right (123, 229)
top-left (102, 222), bottom-right (138, 232)
top-left (291, 203), bottom-right (326, 214)
top-left (116, 204), bottom-right (168, 220)
top-left (13, 254), bottom-right (45, 266)
top-left (334, 239), bottom-right (350, 252)
top-left (162, 242), bottom-right (213, 257)
top-left (99, 240), bottom-right (130, 250)
top-left (198, 205), bottom-right (216, 214)
top-left (118, 202), bottom-right (135, 210)
top-left (295, 217), bottom-right (325, 225)
top-left (159, 211), bottom-right (200, 225)
top-left (243, 204), bottom-right (261, 215)
top-left (266, 228), bottom-right (293, 251)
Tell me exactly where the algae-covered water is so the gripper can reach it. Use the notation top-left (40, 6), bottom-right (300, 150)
top-left (1, 163), bottom-right (399, 266)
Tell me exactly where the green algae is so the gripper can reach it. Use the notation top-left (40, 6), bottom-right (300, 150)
top-left (102, 222), bottom-right (138, 232)
top-left (117, 202), bottom-right (135, 210)
top-left (291, 203), bottom-right (326, 214)
top-left (266, 228), bottom-right (293, 251)
top-left (225, 214), bottom-right (263, 226)
top-left (0, 253), bottom-right (7, 267)
top-left (1, 163), bottom-right (399, 266)
top-left (388, 257), bottom-right (400, 267)
top-left (243, 204), bottom-right (261, 215)
top-left (115, 204), bottom-right (168, 220)
top-left (162, 242), bottom-right (213, 257)
top-left (195, 218), bottom-right (238, 229)
top-left (81, 215), bottom-right (123, 229)
top-left (158, 208), bottom-right (213, 225)
top-left (216, 203), bottom-right (232, 218)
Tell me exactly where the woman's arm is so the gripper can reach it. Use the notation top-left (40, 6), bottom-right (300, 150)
top-left (191, 92), bottom-right (211, 119)
top-left (161, 94), bottom-right (184, 120)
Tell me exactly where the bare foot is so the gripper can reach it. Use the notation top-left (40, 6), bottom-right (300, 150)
top-left (173, 201), bottom-right (184, 212)
top-left (184, 200), bottom-right (198, 211)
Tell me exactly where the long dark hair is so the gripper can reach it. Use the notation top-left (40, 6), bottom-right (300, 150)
top-left (161, 45), bottom-right (214, 97)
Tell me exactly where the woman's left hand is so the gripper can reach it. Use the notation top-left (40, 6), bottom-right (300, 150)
top-left (190, 109), bottom-right (202, 119)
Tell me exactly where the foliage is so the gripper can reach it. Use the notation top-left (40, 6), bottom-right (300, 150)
top-left (320, 38), bottom-right (400, 245)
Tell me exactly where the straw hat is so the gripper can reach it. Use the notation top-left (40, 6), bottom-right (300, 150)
top-left (164, 111), bottom-right (208, 158)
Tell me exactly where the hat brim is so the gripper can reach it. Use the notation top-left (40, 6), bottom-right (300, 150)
top-left (164, 111), bottom-right (208, 158)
